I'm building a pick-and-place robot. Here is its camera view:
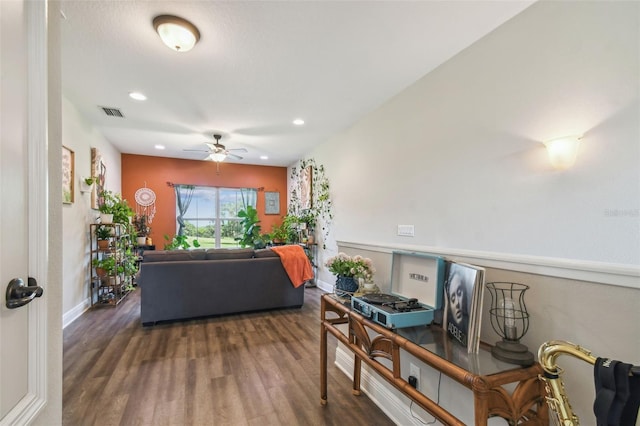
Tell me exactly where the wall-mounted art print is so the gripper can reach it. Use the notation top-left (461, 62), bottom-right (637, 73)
top-left (91, 147), bottom-right (106, 209)
top-left (62, 146), bottom-right (75, 204)
top-left (300, 165), bottom-right (313, 210)
top-left (265, 191), bottom-right (280, 215)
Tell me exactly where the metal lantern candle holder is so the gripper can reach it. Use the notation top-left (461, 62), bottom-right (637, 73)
top-left (487, 282), bottom-right (534, 366)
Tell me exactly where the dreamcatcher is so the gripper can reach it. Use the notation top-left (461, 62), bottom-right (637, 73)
top-left (134, 184), bottom-right (156, 223)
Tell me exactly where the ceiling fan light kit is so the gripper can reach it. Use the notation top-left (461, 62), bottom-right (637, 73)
top-left (184, 134), bottom-right (247, 163)
top-left (153, 15), bottom-right (200, 52)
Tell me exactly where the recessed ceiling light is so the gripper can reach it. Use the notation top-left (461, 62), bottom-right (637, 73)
top-left (260, 155), bottom-right (269, 160)
top-left (154, 144), bottom-right (165, 150)
top-left (293, 119), bottom-right (305, 126)
top-left (129, 92), bottom-right (147, 101)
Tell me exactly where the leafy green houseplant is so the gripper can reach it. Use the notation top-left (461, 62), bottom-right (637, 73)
top-left (237, 205), bottom-right (267, 249)
top-left (92, 256), bottom-right (122, 278)
top-left (95, 225), bottom-right (111, 240)
top-left (270, 222), bottom-right (290, 244)
top-left (163, 234), bottom-right (201, 250)
top-left (95, 225), bottom-right (112, 249)
top-left (98, 190), bottom-right (134, 224)
top-left (133, 214), bottom-right (150, 237)
top-left (288, 158), bottom-right (333, 248)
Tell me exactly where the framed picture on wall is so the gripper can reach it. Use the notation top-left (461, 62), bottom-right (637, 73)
top-left (91, 147), bottom-right (106, 210)
top-left (62, 146), bottom-right (74, 204)
top-left (265, 191), bottom-right (280, 215)
top-left (300, 165), bottom-right (313, 210)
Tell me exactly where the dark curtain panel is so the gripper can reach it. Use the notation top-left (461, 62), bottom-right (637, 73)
top-left (175, 185), bottom-right (195, 236)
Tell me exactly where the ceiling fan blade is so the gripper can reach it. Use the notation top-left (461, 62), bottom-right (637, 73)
top-left (228, 148), bottom-right (248, 153)
top-left (184, 149), bottom-right (209, 152)
top-left (227, 153), bottom-right (243, 160)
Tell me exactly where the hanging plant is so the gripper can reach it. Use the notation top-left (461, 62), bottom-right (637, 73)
top-left (288, 158), bottom-right (333, 248)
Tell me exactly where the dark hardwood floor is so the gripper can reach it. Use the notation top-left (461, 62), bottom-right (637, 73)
top-left (63, 287), bottom-right (395, 425)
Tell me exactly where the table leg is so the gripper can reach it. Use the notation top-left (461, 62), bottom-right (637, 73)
top-left (320, 310), bottom-right (328, 405)
top-left (353, 353), bottom-right (362, 396)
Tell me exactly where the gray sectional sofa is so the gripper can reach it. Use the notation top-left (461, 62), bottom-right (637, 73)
top-left (139, 248), bottom-right (305, 325)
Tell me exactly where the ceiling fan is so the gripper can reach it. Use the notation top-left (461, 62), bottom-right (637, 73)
top-left (185, 134), bottom-right (248, 162)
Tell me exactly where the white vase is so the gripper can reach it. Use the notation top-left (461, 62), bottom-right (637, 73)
top-left (136, 236), bottom-right (147, 246)
top-left (100, 213), bottom-right (113, 224)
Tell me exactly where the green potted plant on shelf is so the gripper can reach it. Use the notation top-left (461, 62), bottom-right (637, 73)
top-left (98, 190), bottom-right (134, 225)
top-left (95, 225), bottom-right (112, 250)
top-left (270, 222), bottom-right (289, 245)
top-left (133, 214), bottom-right (151, 246)
top-left (92, 256), bottom-right (122, 283)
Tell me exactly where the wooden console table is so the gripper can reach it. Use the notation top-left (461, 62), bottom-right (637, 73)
top-left (320, 294), bottom-right (548, 425)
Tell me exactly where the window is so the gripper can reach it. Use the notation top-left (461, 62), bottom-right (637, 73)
top-left (177, 186), bottom-right (257, 248)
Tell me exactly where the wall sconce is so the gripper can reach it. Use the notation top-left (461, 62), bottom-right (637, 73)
top-left (543, 135), bottom-right (582, 170)
top-left (153, 15), bottom-right (200, 52)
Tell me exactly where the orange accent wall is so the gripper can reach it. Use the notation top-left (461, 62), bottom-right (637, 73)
top-left (121, 154), bottom-right (288, 247)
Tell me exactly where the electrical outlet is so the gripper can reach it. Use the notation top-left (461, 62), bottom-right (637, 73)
top-left (409, 363), bottom-right (420, 390)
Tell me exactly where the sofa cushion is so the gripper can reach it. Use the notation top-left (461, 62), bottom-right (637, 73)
top-left (205, 248), bottom-right (255, 260)
top-left (254, 248), bottom-right (279, 258)
top-left (143, 250), bottom-right (206, 262)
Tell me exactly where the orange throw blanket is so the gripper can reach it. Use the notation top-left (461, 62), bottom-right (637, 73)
top-left (271, 245), bottom-right (314, 288)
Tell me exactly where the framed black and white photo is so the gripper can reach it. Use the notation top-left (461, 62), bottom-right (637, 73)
top-left (265, 191), bottom-right (280, 215)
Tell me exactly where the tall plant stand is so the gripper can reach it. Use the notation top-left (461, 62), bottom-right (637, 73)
top-left (299, 242), bottom-right (317, 287)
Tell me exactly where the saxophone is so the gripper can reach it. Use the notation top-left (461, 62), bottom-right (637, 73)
top-left (537, 340), bottom-right (597, 426)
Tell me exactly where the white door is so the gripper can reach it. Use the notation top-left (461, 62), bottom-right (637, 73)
top-left (0, 0), bottom-right (49, 423)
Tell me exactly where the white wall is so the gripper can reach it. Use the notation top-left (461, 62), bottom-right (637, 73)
top-left (61, 97), bottom-right (122, 326)
top-left (302, 1), bottom-right (639, 424)
top-left (310, 0), bottom-right (638, 278)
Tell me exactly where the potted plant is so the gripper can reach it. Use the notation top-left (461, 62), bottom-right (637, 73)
top-left (92, 256), bottom-right (122, 283)
top-left (236, 205), bottom-right (267, 249)
top-left (133, 214), bottom-right (150, 246)
top-left (95, 225), bottom-right (112, 250)
top-left (270, 222), bottom-right (289, 245)
top-left (325, 252), bottom-right (375, 297)
top-left (98, 190), bottom-right (134, 225)
top-left (80, 176), bottom-right (96, 193)
top-left (163, 234), bottom-right (201, 250)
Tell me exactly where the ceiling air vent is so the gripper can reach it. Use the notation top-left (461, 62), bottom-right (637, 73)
top-left (99, 106), bottom-right (124, 118)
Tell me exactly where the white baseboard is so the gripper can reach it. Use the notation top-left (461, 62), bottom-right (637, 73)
top-left (334, 346), bottom-right (431, 426)
top-left (62, 297), bottom-right (90, 329)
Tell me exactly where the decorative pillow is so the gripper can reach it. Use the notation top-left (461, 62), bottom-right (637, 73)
top-left (254, 248), bottom-right (279, 258)
top-left (205, 248), bottom-right (255, 260)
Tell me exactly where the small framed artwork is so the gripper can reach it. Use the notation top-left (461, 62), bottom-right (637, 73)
top-left (91, 147), bottom-right (106, 209)
top-left (300, 165), bottom-right (313, 210)
top-left (62, 146), bottom-right (74, 204)
top-left (265, 191), bottom-right (280, 215)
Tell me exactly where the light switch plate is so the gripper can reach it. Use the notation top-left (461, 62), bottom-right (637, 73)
top-left (397, 225), bottom-right (415, 237)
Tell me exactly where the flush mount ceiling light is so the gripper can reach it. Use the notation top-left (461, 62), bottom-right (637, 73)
top-left (153, 15), bottom-right (200, 52)
top-left (293, 118), bottom-right (305, 126)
